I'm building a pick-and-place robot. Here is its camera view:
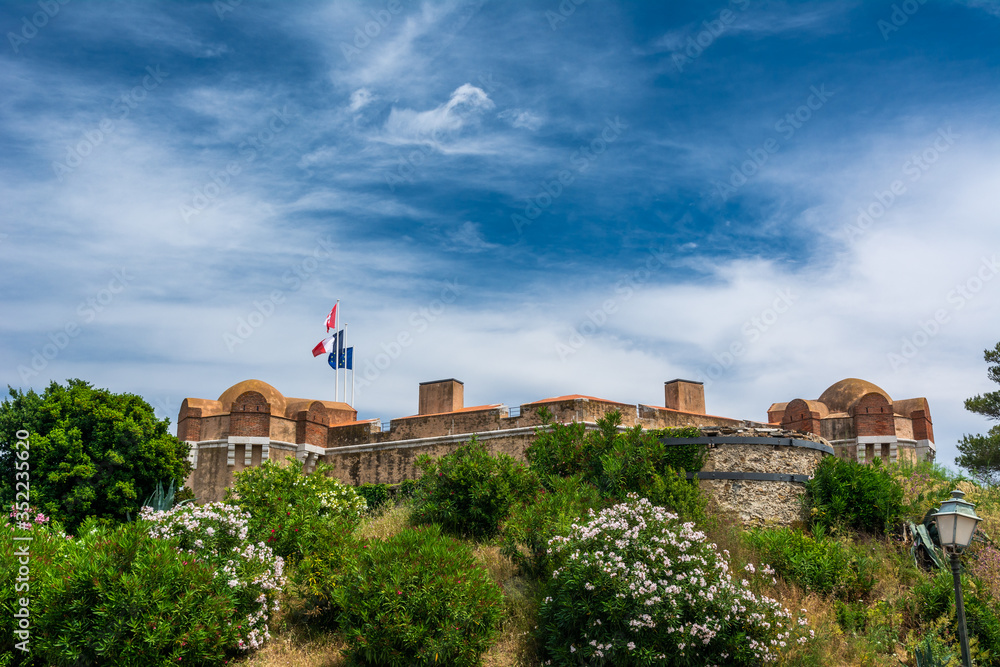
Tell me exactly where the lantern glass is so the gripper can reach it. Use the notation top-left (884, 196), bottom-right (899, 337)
top-left (933, 490), bottom-right (982, 552)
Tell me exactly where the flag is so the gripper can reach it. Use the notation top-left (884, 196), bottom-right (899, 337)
top-left (328, 352), bottom-right (338, 370)
top-left (325, 304), bottom-right (338, 332)
top-left (338, 347), bottom-right (353, 370)
top-left (312, 333), bottom-right (336, 357)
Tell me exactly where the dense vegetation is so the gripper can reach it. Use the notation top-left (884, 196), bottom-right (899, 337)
top-left (10, 394), bottom-right (1000, 666)
top-left (0, 379), bottom-right (189, 531)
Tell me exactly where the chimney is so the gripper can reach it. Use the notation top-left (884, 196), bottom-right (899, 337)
top-left (418, 379), bottom-right (464, 415)
top-left (664, 379), bottom-right (705, 414)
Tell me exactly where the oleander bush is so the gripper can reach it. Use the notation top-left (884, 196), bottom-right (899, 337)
top-left (288, 517), bottom-right (361, 629)
top-left (412, 438), bottom-right (538, 539)
top-left (225, 458), bottom-right (366, 561)
top-left (743, 525), bottom-right (877, 601)
top-left (806, 455), bottom-right (904, 536)
top-left (333, 524), bottom-right (503, 666)
top-left (140, 502), bottom-right (286, 651)
top-left (536, 495), bottom-right (812, 666)
top-left (526, 409), bottom-right (707, 521)
top-left (499, 473), bottom-right (604, 579)
top-left (1, 503), bottom-right (284, 666)
top-left (0, 514), bottom-right (68, 661)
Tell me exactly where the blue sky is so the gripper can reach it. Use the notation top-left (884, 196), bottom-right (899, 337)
top-left (2, 0), bottom-right (999, 470)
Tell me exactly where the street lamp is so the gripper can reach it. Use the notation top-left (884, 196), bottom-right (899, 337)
top-left (933, 489), bottom-right (983, 667)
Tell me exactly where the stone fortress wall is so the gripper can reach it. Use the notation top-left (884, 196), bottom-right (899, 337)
top-left (179, 377), bottom-right (933, 525)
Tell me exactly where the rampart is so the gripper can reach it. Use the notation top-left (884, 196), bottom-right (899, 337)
top-left (180, 378), bottom-right (837, 524)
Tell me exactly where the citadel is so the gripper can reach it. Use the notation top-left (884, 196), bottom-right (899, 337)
top-left (180, 376), bottom-right (934, 524)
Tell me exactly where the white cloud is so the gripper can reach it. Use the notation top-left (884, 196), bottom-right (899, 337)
top-left (383, 84), bottom-right (494, 143)
top-left (349, 88), bottom-right (375, 112)
top-left (498, 108), bottom-right (543, 131)
top-left (443, 221), bottom-right (499, 253)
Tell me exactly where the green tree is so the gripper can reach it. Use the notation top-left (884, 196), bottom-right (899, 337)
top-left (957, 342), bottom-right (1000, 484)
top-left (0, 379), bottom-right (190, 531)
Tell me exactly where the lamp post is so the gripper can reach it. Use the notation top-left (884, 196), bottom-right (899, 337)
top-left (932, 489), bottom-right (983, 667)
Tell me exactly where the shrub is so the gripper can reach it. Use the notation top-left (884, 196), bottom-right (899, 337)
top-left (225, 458), bottom-right (366, 561)
top-left (499, 473), bottom-right (604, 579)
top-left (914, 567), bottom-right (1000, 660)
top-left (743, 526), bottom-right (877, 601)
top-left (357, 483), bottom-right (391, 514)
top-left (1, 506), bottom-right (283, 665)
top-left (805, 456), bottom-right (904, 535)
top-left (334, 525), bottom-right (503, 666)
top-left (525, 410), bottom-right (707, 521)
top-left (537, 495), bottom-right (812, 665)
top-left (0, 514), bottom-right (68, 660)
top-left (413, 438), bottom-right (538, 539)
top-left (140, 502), bottom-right (286, 650)
top-left (524, 407), bottom-right (589, 478)
top-left (289, 517), bottom-right (361, 629)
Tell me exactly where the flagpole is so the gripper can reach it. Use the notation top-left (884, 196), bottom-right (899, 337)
top-left (334, 300), bottom-right (340, 403)
top-left (351, 348), bottom-right (355, 408)
top-left (342, 323), bottom-right (348, 404)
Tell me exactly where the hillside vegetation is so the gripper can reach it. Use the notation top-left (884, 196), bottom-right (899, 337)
top-left (5, 410), bottom-right (1000, 666)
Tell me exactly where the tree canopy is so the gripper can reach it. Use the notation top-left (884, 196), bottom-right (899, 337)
top-left (0, 379), bottom-right (190, 531)
top-left (956, 342), bottom-right (1000, 485)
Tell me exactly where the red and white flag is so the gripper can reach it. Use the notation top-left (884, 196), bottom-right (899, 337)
top-left (312, 333), bottom-right (337, 357)
top-left (325, 304), bottom-right (338, 332)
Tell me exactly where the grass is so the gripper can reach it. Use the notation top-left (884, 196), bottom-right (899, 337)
top-left (354, 500), bottom-right (411, 541)
top-left (474, 543), bottom-right (539, 667)
top-left (236, 628), bottom-right (346, 667)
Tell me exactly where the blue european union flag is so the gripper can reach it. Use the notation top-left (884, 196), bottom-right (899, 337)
top-left (327, 352), bottom-right (337, 370)
top-left (338, 346), bottom-right (353, 370)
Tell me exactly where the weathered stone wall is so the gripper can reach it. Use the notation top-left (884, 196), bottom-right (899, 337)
top-left (320, 429), bottom-right (537, 486)
top-left (686, 425), bottom-right (831, 526)
top-left (702, 479), bottom-right (808, 526)
top-left (386, 407), bottom-right (507, 440)
top-left (187, 442), bottom-right (302, 504)
top-left (637, 405), bottom-right (747, 429)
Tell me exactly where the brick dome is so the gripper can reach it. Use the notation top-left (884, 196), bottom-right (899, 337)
top-left (817, 378), bottom-right (891, 414)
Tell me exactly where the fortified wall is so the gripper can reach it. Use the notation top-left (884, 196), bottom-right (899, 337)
top-left (179, 377), bottom-right (932, 525)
